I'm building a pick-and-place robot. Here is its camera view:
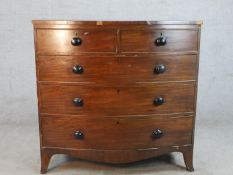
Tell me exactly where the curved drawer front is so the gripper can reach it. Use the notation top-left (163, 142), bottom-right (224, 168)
top-left (41, 115), bottom-right (193, 149)
top-left (39, 84), bottom-right (195, 115)
top-left (120, 30), bottom-right (198, 53)
top-left (37, 55), bottom-right (197, 83)
top-left (37, 56), bottom-right (120, 83)
top-left (36, 29), bottom-right (117, 55)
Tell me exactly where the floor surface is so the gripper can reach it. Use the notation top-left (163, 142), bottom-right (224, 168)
top-left (0, 119), bottom-right (232, 175)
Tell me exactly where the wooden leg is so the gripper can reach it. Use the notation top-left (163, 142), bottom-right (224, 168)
top-left (182, 146), bottom-right (194, 172)
top-left (41, 150), bottom-right (53, 174)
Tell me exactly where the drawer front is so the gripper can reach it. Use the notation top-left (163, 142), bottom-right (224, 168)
top-left (39, 84), bottom-right (195, 115)
top-left (120, 30), bottom-right (198, 52)
top-left (41, 115), bottom-right (193, 149)
top-left (37, 56), bottom-right (119, 83)
top-left (36, 29), bottom-right (117, 55)
top-left (37, 55), bottom-right (197, 83)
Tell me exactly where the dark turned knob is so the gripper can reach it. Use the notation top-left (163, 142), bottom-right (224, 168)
top-left (73, 65), bottom-right (84, 74)
top-left (153, 97), bottom-right (165, 105)
top-left (71, 37), bottom-right (82, 46)
top-left (155, 33), bottom-right (166, 46)
top-left (73, 98), bottom-right (84, 106)
top-left (154, 64), bottom-right (166, 74)
top-left (74, 131), bottom-right (84, 140)
top-left (152, 129), bottom-right (163, 139)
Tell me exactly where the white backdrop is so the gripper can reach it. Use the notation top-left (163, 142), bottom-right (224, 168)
top-left (0, 0), bottom-right (233, 124)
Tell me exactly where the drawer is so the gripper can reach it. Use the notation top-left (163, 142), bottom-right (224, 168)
top-left (41, 115), bottom-right (193, 149)
top-left (37, 55), bottom-right (197, 83)
top-left (120, 30), bottom-right (198, 53)
top-left (36, 29), bottom-right (117, 55)
top-left (37, 56), bottom-right (119, 83)
top-left (39, 83), bottom-right (195, 115)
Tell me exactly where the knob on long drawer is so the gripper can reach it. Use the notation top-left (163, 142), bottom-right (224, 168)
top-left (71, 37), bottom-right (82, 46)
top-left (152, 129), bottom-right (163, 139)
top-left (73, 98), bottom-right (84, 106)
top-left (154, 64), bottom-right (166, 74)
top-left (74, 131), bottom-right (84, 140)
top-left (153, 97), bottom-right (165, 105)
top-left (73, 65), bottom-right (84, 74)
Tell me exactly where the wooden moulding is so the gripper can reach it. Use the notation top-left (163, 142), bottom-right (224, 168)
top-left (41, 145), bottom-right (194, 174)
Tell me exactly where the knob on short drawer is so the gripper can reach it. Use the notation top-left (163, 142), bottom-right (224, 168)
top-left (73, 65), bottom-right (84, 74)
top-left (155, 33), bottom-right (166, 46)
top-left (152, 129), bottom-right (163, 139)
top-left (71, 37), bottom-right (82, 46)
top-left (153, 97), bottom-right (164, 105)
top-left (154, 64), bottom-right (166, 74)
top-left (73, 98), bottom-right (84, 106)
top-left (74, 131), bottom-right (84, 140)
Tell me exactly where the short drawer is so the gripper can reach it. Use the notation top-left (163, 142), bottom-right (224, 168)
top-left (120, 30), bottom-right (198, 53)
top-left (37, 55), bottom-right (197, 83)
top-left (41, 115), bottom-right (193, 149)
top-left (39, 83), bottom-right (195, 116)
top-left (36, 29), bottom-right (117, 55)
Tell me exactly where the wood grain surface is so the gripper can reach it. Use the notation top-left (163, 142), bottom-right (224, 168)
top-left (36, 29), bottom-right (117, 55)
top-left (41, 115), bottom-right (193, 149)
top-left (37, 55), bottom-right (197, 83)
top-left (33, 20), bottom-right (202, 173)
top-left (120, 30), bottom-right (198, 53)
top-left (39, 83), bottom-right (195, 116)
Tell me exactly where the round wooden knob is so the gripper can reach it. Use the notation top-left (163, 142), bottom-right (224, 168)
top-left (152, 129), bottom-right (163, 139)
top-left (73, 98), bottom-right (84, 106)
top-left (155, 33), bottom-right (166, 46)
top-left (74, 131), bottom-right (84, 140)
top-left (153, 97), bottom-right (164, 105)
top-left (71, 37), bottom-right (82, 46)
top-left (154, 64), bottom-right (166, 74)
top-left (73, 65), bottom-right (84, 74)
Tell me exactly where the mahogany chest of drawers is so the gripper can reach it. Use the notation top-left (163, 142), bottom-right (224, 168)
top-left (32, 20), bottom-right (202, 173)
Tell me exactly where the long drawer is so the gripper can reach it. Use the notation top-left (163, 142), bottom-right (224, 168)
top-left (120, 29), bottom-right (198, 53)
top-left (39, 83), bottom-right (195, 115)
top-left (36, 29), bottom-right (117, 55)
top-left (37, 55), bottom-right (197, 83)
top-left (41, 115), bottom-right (193, 150)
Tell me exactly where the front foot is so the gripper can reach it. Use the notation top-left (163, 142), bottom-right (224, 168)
top-left (41, 150), bottom-right (53, 174)
top-left (182, 146), bottom-right (194, 172)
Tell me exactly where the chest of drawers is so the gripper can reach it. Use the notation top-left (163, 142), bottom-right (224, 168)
top-left (32, 20), bottom-right (202, 173)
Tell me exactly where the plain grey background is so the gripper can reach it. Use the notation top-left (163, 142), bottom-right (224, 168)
top-left (0, 0), bottom-right (233, 174)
